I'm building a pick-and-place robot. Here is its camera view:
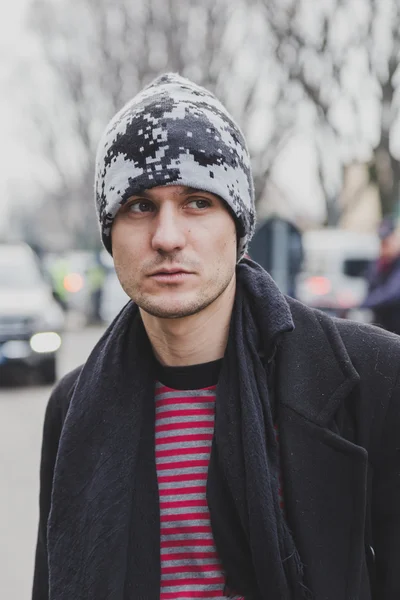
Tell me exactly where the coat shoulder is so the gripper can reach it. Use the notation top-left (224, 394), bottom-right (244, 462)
top-left (334, 314), bottom-right (400, 358)
top-left (333, 314), bottom-right (400, 380)
top-left (288, 297), bottom-right (400, 376)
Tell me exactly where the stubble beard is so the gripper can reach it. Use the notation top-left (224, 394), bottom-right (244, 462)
top-left (125, 270), bottom-right (234, 320)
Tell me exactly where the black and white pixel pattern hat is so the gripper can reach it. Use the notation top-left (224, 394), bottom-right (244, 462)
top-left (95, 73), bottom-right (256, 259)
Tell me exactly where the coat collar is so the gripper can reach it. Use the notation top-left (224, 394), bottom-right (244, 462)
top-left (278, 297), bottom-right (360, 427)
top-left (276, 298), bottom-right (369, 599)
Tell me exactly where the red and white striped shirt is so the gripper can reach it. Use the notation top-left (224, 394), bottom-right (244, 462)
top-left (155, 381), bottom-right (244, 600)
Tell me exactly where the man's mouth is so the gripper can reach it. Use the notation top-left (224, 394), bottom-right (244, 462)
top-left (149, 268), bottom-right (194, 282)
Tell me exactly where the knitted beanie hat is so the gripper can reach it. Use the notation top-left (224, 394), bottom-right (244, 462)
top-left (95, 73), bottom-right (256, 259)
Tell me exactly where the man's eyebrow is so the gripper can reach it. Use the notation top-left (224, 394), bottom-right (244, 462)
top-left (177, 186), bottom-right (199, 195)
top-left (138, 186), bottom-right (208, 198)
top-left (171, 186), bottom-right (207, 196)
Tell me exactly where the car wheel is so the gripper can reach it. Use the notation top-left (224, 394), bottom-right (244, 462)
top-left (39, 356), bottom-right (57, 385)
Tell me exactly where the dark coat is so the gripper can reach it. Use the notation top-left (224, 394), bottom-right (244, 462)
top-left (32, 298), bottom-right (400, 599)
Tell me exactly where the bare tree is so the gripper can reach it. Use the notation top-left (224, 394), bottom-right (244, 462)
top-left (256, 0), bottom-right (400, 223)
top-left (254, 0), bottom-right (375, 224)
top-left (366, 0), bottom-right (400, 217)
top-left (24, 0), bottom-right (398, 246)
top-left (22, 0), bottom-right (299, 248)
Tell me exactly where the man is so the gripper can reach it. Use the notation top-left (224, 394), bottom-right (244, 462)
top-left (33, 74), bottom-right (400, 600)
top-left (361, 217), bottom-right (400, 335)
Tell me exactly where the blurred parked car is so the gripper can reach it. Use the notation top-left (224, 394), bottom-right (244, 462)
top-left (0, 243), bottom-right (65, 384)
top-left (295, 228), bottom-right (380, 322)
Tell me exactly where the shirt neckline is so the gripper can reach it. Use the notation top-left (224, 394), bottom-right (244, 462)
top-left (155, 358), bottom-right (222, 390)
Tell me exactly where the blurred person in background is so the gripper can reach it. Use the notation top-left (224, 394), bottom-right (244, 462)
top-left (47, 254), bottom-right (69, 311)
top-left (33, 74), bottom-right (400, 600)
top-left (86, 251), bottom-right (106, 323)
top-left (361, 217), bottom-right (400, 335)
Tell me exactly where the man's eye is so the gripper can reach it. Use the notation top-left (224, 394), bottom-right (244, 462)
top-left (186, 198), bottom-right (211, 209)
top-left (127, 200), bottom-right (154, 213)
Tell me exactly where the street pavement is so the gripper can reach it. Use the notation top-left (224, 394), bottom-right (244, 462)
top-left (0, 323), bottom-right (106, 600)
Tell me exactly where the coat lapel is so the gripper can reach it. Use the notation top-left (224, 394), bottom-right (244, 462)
top-left (277, 299), bottom-right (369, 599)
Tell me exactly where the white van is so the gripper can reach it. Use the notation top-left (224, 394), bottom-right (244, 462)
top-left (295, 228), bottom-right (380, 322)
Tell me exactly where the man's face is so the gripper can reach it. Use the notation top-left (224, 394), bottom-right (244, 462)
top-left (111, 185), bottom-right (237, 319)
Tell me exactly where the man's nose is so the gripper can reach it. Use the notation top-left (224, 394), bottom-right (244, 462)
top-left (151, 205), bottom-right (186, 253)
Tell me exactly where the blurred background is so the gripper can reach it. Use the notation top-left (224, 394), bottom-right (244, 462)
top-left (1, 0), bottom-right (400, 597)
